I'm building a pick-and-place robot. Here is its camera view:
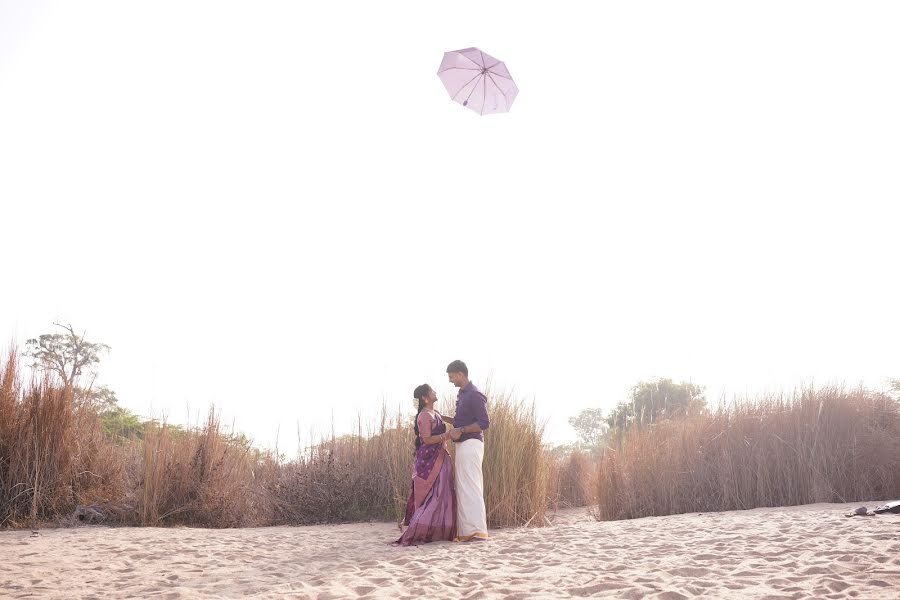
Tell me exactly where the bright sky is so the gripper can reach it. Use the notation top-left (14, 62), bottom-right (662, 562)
top-left (2, 1), bottom-right (898, 454)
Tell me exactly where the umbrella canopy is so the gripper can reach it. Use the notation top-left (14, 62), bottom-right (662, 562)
top-left (437, 48), bottom-right (518, 115)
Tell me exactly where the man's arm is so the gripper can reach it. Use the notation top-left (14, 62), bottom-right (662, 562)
top-left (419, 412), bottom-right (461, 444)
top-left (455, 392), bottom-right (489, 434)
top-left (472, 392), bottom-right (490, 431)
top-left (421, 428), bottom-right (461, 444)
top-left (440, 413), bottom-right (454, 425)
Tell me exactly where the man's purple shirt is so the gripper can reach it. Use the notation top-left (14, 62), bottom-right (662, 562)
top-left (453, 382), bottom-right (490, 443)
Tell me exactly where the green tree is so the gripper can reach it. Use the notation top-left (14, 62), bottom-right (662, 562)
top-left (23, 322), bottom-right (110, 388)
top-left (101, 405), bottom-right (144, 440)
top-left (607, 378), bottom-right (706, 430)
top-left (23, 322), bottom-right (122, 413)
top-left (568, 407), bottom-right (608, 448)
top-left (84, 384), bottom-right (120, 412)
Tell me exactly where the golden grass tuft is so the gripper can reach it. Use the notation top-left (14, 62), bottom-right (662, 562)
top-left (0, 348), bottom-right (122, 526)
top-left (594, 386), bottom-right (900, 521)
top-left (479, 390), bottom-right (551, 527)
top-left (549, 449), bottom-right (593, 509)
top-left (135, 409), bottom-right (264, 527)
top-left (1, 344), bottom-right (564, 530)
top-left (9, 338), bottom-right (898, 533)
top-left (269, 407), bottom-right (412, 525)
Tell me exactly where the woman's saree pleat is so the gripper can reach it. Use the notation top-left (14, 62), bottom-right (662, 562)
top-left (395, 456), bottom-right (456, 545)
top-left (395, 411), bottom-right (457, 545)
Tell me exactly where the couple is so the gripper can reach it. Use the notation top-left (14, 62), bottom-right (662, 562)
top-left (395, 360), bottom-right (490, 546)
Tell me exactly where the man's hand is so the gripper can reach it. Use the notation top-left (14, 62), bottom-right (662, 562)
top-left (449, 427), bottom-right (463, 441)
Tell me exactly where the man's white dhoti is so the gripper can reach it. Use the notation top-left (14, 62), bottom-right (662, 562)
top-left (454, 438), bottom-right (489, 541)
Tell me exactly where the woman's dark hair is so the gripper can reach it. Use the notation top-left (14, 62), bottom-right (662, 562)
top-left (413, 384), bottom-right (432, 450)
top-left (446, 359), bottom-right (468, 377)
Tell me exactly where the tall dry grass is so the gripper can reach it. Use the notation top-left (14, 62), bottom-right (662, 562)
top-left (549, 449), bottom-right (593, 509)
top-left (480, 390), bottom-right (551, 527)
top-left (595, 386), bottom-right (900, 521)
top-left (269, 408), bottom-right (411, 525)
top-left (2, 344), bottom-right (555, 530)
top-left (271, 391), bottom-right (553, 529)
top-left (135, 410), bottom-right (265, 527)
top-left (0, 349), bottom-right (122, 526)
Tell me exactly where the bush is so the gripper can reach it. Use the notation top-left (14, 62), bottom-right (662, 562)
top-left (594, 386), bottom-right (900, 520)
top-left (0, 349), bottom-right (123, 526)
top-left (549, 449), bottom-right (593, 509)
top-left (480, 390), bottom-right (551, 527)
top-left (2, 346), bottom-right (554, 530)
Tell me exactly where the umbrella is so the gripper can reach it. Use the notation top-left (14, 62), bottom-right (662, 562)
top-left (437, 47), bottom-right (518, 115)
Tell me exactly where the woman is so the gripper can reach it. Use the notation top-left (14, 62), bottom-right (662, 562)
top-left (395, 383), bottom-right (460, 545)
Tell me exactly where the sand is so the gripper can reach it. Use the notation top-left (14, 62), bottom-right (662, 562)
top-left (2, 503), bottom-right (898, 599)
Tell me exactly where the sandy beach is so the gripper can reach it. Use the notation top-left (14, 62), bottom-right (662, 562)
top-left (2, 503), bottom-right (898, 599)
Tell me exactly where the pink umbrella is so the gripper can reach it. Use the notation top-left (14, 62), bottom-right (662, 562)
top-left (437, 48), bottom-right (518, 115)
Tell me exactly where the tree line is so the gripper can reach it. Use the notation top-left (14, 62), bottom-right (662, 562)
top-left (567, 378), bottom-right (706, 455)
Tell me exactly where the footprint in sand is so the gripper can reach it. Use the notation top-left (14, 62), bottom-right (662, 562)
top-left (731, 570), bottom-right (757, 577)
top-left (667, 567), bottom-right (710, 578)
top-left (568, 581), bottom-right (630, 596)
top-left (691, 553), bottom-right (719, 561)
top-left (800, 566), bottom-right (832, 575)
top-left (827, 579), bottom-right (853, 593)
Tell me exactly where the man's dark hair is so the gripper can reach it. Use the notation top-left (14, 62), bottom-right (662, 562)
top-left (446, 360), bottom-right (468, 377)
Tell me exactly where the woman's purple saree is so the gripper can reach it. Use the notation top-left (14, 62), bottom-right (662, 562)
top-left (395, 410), bottom-right (457, 546)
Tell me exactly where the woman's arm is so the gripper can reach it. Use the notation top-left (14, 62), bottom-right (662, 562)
top-left (418, 412), bottom-right (459, 444)
top-left (420, 430), bottom-right (457, 444)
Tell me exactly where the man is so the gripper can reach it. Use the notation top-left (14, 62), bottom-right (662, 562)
top-left (445, 359), bottom-right (490, 541)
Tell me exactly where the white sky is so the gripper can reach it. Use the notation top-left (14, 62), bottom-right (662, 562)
top-left (2, 1), bottom-right (898, 454)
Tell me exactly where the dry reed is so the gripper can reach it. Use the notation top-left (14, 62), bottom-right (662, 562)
top-left (479, 390), bottom-right (551, 527)
top-left (272, 390), bottom-right (553, 529)
top-left (269, 407), bottom-right (411, 525)
top-left (2, 346), bottom-right (555, 530)
top-left (135, 409), bottom-right (264, 527)
top-left (549, 449), bottom-right (593, 509)
top-left (0, 349), bottom-right (121, 526)
top-left (594, 386), bottom-right (900, 521)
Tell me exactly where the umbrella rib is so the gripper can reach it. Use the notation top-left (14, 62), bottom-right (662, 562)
top-left (479, 50), bottom-right (487, 69)
top-left (487, 66), bottom-right (512, 80)
top-left (453, 73), bottom-right (483, 101)
top-left (459, 52), bottom-right (484, 69)
top-left (480, 74), bottom-right (487, 115)
top-left (463, 74), bottom-right (483, 108)
top-left (438, 67), bottom-right (482, 73)
top-left (486, 73), bottom-right (509, 107)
